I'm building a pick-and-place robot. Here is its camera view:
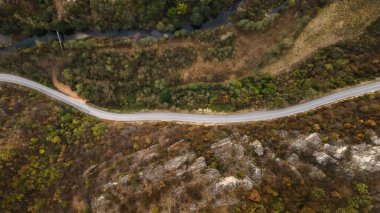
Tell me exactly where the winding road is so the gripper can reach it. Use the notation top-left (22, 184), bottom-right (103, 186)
top-left (1, 73), bottom-right (380, 124)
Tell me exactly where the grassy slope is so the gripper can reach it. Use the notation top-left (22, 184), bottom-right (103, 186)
top-left (262, 0), bottom-right (380, 74)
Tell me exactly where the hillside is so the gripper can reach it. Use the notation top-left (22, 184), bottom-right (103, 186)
top-left (1, 84), bottom-right (380, 212)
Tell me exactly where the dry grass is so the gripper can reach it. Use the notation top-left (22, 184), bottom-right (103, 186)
top-left (54, 0), bottom-right (65, 20)
top-left (179, 11), bottom-right (301, 83)
top-left (93, 9), bottom-right (302, 83)
top-left (261, 0), bottom-right (380, 74)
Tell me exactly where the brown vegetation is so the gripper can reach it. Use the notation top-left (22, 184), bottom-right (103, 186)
top-left (262, 0), bottom-right (380, 74)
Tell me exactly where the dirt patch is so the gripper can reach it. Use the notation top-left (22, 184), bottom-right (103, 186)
top-left (37, 58), bottom-right (87, 103)
top-left (52, 70), bottom-right (87, 103)
top-left (54, 0), bottom-right (77, 20)
top-left (71, 195), bottom-right (88, 212)
top-left (261, 0), bottom-right (380, 74)
top-left (0, 35), bottom-right (12, 46)
top-left (180, 11), bottom-right (301, 83)
top-left (54, 0), bottom-right (65, 20)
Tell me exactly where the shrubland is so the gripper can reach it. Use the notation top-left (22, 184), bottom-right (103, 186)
top-left (1, 84), bottom-right (380, 211)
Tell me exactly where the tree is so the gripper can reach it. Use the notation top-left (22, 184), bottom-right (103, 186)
top-left (176, 3), bottom-right (188, 15)
top-left (191, 11), bottom-right (204, 26)
top-left (156, 21), bottom-right (166, 32)
top-left (289, 0), bottom-right (296, 7)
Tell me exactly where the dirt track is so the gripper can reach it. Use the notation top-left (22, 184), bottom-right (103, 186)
top-left (52, 70), bottom-right (87, 103)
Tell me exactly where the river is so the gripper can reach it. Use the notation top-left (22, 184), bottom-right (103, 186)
top-left (0, 0), bottom-right (289, 54)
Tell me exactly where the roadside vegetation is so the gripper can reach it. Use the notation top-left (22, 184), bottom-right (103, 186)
top-left (4, 17), bottom-right (378, 112)
top-left (1, 17), bottom-right (378, 112)
top-left (1, 83), bottom-right (380, 211)
top-left (0, 1), bottom-right (378, 113)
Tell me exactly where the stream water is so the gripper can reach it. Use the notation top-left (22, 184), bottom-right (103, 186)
top-left (0, 0), bottom-right (289, 54)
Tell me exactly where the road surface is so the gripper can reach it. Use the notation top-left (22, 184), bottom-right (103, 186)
top-left (1, 73), bottom-right (380, 124)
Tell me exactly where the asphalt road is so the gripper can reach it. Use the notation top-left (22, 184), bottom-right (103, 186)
top-left (1, 73), bottom-right (380, 124)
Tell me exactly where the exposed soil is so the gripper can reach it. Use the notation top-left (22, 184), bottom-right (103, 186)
top-left (261, 0), bottom-right (380, 74)
top-left (54, 0), bottom-right (65, 20)
top-left (52, 69), bottom-right (87, 103)
top-left (37, 58), bottom-right (87, 103)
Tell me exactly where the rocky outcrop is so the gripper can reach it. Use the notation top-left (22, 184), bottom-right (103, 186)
top-left (287, 133), bottom-right (380, 176)
top-left (349, 144), bottom-right (380, 173)
top-left (89, 133), bottom-right (380, 212)
top-left (290, 133), bottom-right (323, 153)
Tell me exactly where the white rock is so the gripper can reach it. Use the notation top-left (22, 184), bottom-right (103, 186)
top-left (370, 134), bottom-right (380, 146)
top-left (322, 144), bottom-right (348, 160)
top-left (240, 135), bottom-right (249, 145)
top-left (214, 176), bottom-right (253, 193)
top-left (350, 144), bottom-right (380, 172)
top-left (164, 154), bottom-right (193, 171)
top-left (287, 153), bottom-right (300, 166)
top-left (290, 133), bottom-right (322, 152)
top-left (211, 138), bottom-right (234, 150)
top-left (305, 133), bottom-right (323, 149)
top-left (250, 163), bottom-right (262, 183)
top-left (334, 146), bottom-right (348, 160)
top-left (250, 140), bottom-right (264, 156)
top-left (118, 175), bottom-right (129, 184)
top-left (82, 164), bottom-right (98, 178)
top-left (313, 151), bottom-right (337, 166)
top-left (308, 166), bottom-right (326, 180)
top-left (103, 182), bottom-right (118, 191)
top-left (188, 157), bottom-right (207, 173)
top-left (211, 138), bottom-right (246, 161)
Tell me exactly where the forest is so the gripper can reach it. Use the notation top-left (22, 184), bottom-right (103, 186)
top-left (0, 0), bottom-right (330, 38)
top-left (0, 0), bottom-right (234, 36)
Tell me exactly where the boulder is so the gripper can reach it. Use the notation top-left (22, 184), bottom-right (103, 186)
top-left (290, 133), bottom-right (322, 153)
top-left (187, 157), bottom-right (207, 173)
top-left (164, 153), bottom-right (195, 171)
top-left (214, 176), bottom-right (253, 194)
top-left (211, 138), bottom-right (246, 163)
top-left (250, 140), bottom-right (264, 156)
top-left (313, 151), bottom-right (337, 166)
top-left (287, 153), bottom-right (300, 166)
top-left (370, 132), bottom-right (380, 146)
top-left (322, 144), bottom-right (348, 160)
top-left (308, 166), bottom-right (326, 180)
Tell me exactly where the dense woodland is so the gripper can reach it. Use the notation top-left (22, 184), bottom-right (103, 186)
top-left (0, 0), bottom-right (235, 37)
top-left (1, 84), bottom-right (379, 211)
top-left (0, 0), bottom-right (330, 38)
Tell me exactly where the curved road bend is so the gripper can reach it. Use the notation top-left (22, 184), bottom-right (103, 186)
top-left (1, 73), bottom-right (380, 124)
